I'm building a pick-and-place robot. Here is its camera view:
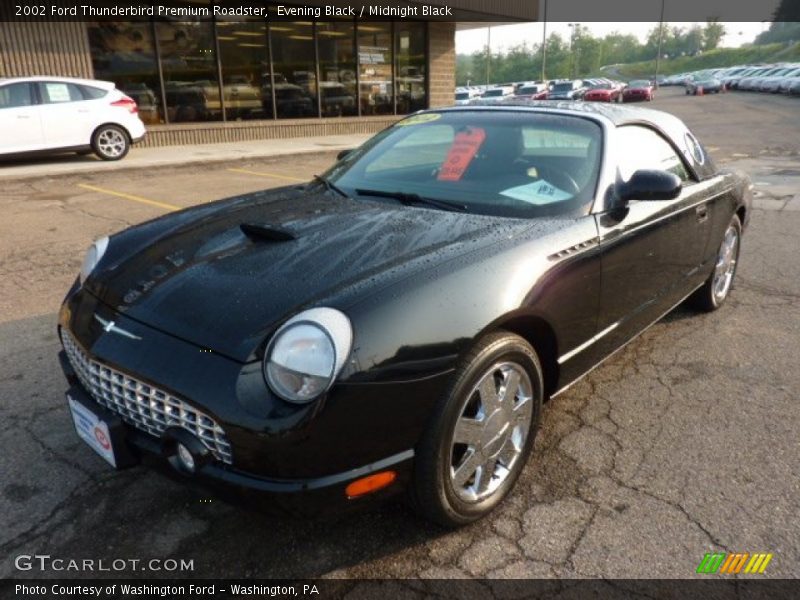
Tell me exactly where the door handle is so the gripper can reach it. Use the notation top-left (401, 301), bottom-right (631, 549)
top-left (695, 204), bottom-right (708, 223)
top-left (16, 115), bottom-right (31, 119)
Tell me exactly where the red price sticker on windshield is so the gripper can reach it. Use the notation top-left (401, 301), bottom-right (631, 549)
top-left (437, 127), bottom-right (486, 181)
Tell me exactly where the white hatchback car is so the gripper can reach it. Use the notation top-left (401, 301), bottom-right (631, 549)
top-left (0, 76), bottom-right (146, 161)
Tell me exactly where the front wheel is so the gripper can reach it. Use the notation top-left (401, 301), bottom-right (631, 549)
top-left (691, 214), bottom-right (742, 311)
top-left (410, 331), bottom-right (543, 527)
top-left (92, 125), bottom-right (130, 161)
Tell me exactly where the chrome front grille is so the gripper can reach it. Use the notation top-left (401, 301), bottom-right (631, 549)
top-left (62, 330), bottom-right (233, 464)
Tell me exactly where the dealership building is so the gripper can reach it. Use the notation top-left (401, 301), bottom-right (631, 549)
top-left (0, 1), bottom-right (534, 147)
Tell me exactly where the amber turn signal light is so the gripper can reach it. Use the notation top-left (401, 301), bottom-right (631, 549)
top-left (345, 471), bottom-right (397, 498)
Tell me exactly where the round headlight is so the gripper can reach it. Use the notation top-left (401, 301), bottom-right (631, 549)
top-left (264, 308), bottom-right (352, 404)
top-left (79, 236), bottom-right (109, 285)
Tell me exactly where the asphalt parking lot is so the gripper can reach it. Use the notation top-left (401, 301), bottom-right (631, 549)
top-left (1, 86), bottom-right (799, 581)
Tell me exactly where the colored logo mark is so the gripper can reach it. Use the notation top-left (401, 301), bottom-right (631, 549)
top-left (696, 552), bottom-right (773, 574)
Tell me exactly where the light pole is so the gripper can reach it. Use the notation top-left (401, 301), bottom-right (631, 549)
top-left (541, 0), bottom-right (548, 82)
top-left (654, 0), bottom-right (666, 87)
top-left (486, 26), bottom-right (491, 85)
top-left (568, 23), bottom-right (577, 79)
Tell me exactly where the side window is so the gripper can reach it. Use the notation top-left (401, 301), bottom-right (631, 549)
top-left (0, 83), bottom-right (34, 109)
top-left (38, 82), bottom-right (85, 104)
top-left (617, 125), bottom-right (691, 183)
top-left (78, 85), bottom-right (108, 100)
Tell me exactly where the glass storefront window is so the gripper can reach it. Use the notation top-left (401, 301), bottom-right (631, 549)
top-left (87, 22), bottom-right (164, 124)
top-left (269, 20), bottom-right (318, 119)
top-left (317, 21), bottom-right (357, 117)
top-left (358, 23), bottom-right (393, 115)
top-left (395, 22), bottom-right (427, 114)
top-left (87, 19), bottom-right (428, 123)
top-left (216, 20), bottom-right (270, 120)
top-left (156, 20), bottom-right (221, 122)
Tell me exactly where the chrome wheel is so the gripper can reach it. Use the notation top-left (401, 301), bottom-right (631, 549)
top-left (96, 128), bottom-right (127, 158)
top-left (712, 225), bottom-right (739, 303)
top-left (448, 361), bottom-right (533, 503)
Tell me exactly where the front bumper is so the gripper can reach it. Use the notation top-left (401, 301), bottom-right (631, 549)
top-left (60, 354), bottom-right (414, 514)
top-left (57, 288), bottom-right (452, 513)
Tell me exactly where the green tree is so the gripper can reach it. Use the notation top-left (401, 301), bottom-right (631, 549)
top-left (703, 19), bottom-right (726, 51)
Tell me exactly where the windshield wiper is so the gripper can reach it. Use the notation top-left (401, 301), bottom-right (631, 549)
top-left (355, 188), bottom-right (468, 213)
top-left (313, 174), bottom-right (348, 198)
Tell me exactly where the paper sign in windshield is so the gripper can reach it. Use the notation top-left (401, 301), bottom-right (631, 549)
top-left (437, 127), bottom-right (486, 181)
top-left (500, 180), bottom-right (572, 205)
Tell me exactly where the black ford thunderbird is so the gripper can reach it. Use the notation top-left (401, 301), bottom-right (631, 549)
top-left (59, 103), bottom-right (751, 526)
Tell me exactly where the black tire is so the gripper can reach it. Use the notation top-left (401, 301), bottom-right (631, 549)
top-left (410, 331), bottom-right (544, 527)
top-left (691, 214), bottom-right (742, 312)
top-left (91, 125), bottom-right (130, 161)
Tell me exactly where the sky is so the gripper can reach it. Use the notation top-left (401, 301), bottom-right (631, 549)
top-left (455, 22), bottom-right (769, 55)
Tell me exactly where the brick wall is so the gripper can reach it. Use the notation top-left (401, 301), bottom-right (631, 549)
top-left (0, 21), bottom-right (92, 79)
top-left (427, 22), bottom-right (456, 109)
top-left (140, 115), bottom-right (399, 148)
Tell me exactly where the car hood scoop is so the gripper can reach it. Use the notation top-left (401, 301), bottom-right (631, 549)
top-left (86, 188), bottom-right (534, 362)
top-left (240, 222), bottom-right (297, 242)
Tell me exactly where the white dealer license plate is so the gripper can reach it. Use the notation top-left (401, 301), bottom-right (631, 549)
top-left (68, 394), bottom-right (117, 467)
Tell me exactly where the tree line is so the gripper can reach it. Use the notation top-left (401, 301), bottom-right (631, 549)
top-left (457, 21), bottom-right (730, 85)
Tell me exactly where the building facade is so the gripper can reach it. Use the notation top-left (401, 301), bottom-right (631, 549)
top-left (0, 2), bottom-right (535, 147)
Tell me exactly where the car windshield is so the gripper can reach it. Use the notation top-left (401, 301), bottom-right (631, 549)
top-left (629, 80), bottom-right (649, 87)
top-left (483, 89), bottom-right (504, 97)
top-left (455, 92), bottom-right (469, 100)
top-left (590, 83), bottom-right (612, 89)
top-left (552, 83), bottom-right (573, 92)
top-left (324, 111), bottom-right (603, 219)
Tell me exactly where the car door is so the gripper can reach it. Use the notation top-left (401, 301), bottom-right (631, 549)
top-left (0, 82), bottom-right (45, 154)
top-left (593, 124), bottom-right (712, 357)
top-left (36, 81), bottom-right (97, 149)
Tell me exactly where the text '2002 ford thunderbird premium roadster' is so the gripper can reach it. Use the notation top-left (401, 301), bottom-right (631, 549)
top-left (59, 102), bottom-right (751, 526)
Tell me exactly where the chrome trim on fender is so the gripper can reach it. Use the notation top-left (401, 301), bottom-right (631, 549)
top-left (557, 320), bottom-right (620, 365)
top-left (551, 282), bottom-right (704, 398)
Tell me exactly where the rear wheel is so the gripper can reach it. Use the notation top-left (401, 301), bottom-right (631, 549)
top-left (410, 331), bottom-right (543, 527)
top-left (692, 214), bottom-right (742, 311)
top-left (92, 125), bottom-right (130, 161)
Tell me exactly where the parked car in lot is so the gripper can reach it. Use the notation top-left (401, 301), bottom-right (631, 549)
top-left (778, 73), bottom-right (800, 93)
top-left (455, 90), bottom-right (472, 105)
top-left (511, 83), bottom-right (548, 101)
top-left (738, 66), bottom-right (785, 91)
top-left (476, 86), bottom-right (515, 103)
top-left (548, 79), bottom-right (586, 100)
top-left (760, 67), bottom-right (800, 93)
top-left (0, 76), bottom-right (145, 160)
top-left (584, 81), bottom-right (623, 103)
top-left (686, 77), bottom-right (723, 95)
top-left (622, 79), bottom-right (655, 102)
top-left (60, 103), bottom-right (751, 525)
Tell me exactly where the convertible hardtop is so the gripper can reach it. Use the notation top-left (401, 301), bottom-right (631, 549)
top-left (431, 101), bottom-right (717, 180)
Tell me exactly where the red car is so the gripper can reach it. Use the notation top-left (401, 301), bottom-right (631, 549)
top-left (511, 84), bottom-right (549, 101)
top-left (584, 82), bottom-right (623, 103)
top-left (622, 79), bottom-right (655, 102)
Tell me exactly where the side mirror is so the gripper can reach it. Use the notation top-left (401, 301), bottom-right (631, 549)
top-left (617, 169), bottom-right (682, 204)
top-left (336, 148), bottom-right (354, 161)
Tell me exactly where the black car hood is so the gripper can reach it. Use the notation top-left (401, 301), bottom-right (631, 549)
top-left (86, 188), bottom-right (534, 362)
